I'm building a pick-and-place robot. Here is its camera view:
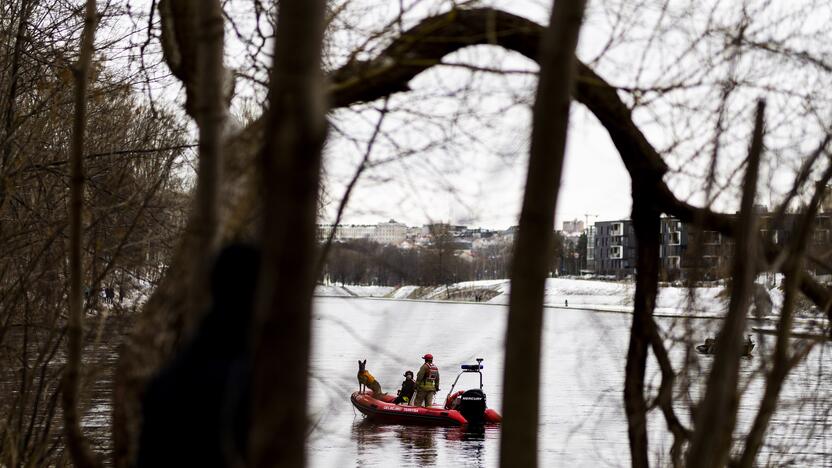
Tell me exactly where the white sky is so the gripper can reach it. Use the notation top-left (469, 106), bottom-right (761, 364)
top-left (321, 1), bottom-right (633, 231)
top-left (318, 0), bottom-right (832, 230)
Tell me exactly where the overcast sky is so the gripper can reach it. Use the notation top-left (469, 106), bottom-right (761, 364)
top-left (319, 1), bottom-right (637, 231)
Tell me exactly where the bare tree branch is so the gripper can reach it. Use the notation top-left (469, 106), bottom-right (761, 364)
top-left (625, 190), bottom-right (662, 468)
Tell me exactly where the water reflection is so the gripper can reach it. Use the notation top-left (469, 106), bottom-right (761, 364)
top-left (351, 420), bottom-right (494, 467)
top-left (395, 425), bottom-right (437, 465)
top-left (445, 425), bottom-right (489, 466)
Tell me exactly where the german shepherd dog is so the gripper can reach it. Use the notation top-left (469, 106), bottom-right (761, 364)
top-left (357, 360), bottom-right (383, 397)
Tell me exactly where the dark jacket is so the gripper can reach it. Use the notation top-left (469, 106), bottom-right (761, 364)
top-left (400, 378), bottom-right (416, 400)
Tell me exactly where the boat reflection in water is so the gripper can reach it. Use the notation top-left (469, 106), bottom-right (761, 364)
top-left (351, 419), bottom-right (492, 467)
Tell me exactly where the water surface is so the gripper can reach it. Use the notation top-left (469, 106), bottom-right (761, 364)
top-left (309, 297), bottom-right (832, 467)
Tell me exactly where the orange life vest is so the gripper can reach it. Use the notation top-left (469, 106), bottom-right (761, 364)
top-left (419, 363), bottom-right (438, 391)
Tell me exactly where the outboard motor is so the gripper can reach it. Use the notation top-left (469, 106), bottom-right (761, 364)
top-left (458, 389), bottom-right (487, 424)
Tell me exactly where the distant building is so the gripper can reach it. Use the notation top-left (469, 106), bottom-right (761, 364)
top-left (501, 226), bottom-right (519, 244)
top-left (373, 219), bottom-right (407, 244)
top-left (317, 220), bottom-right (500, 247)
top-left (585, 225), bottom-right (596, 274)
top-left (587, 208), bottom-right (832, 280)
top-left (562, 219), bottom-right (585, 234)
top-left (317, 224), bottom-right (376, 242)
top-left (659, 217), bottom-right (687, 279)
top-left (592, 220), bottom-right (636, 277)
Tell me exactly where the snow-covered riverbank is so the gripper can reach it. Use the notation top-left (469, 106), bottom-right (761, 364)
top-left (316, 277), bottom-right (797, 321)
top-left (316, 278), bottom-right (832, 338)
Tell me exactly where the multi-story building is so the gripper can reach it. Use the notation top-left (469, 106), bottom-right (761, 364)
top-left (588, 208), bottom-right (832, 280)
top-left (316, 224), bottom-right (376, 242)
top-left (592, 219), bottom-right (637, 277)
top-left (659, 217), bottom-right (687, 279)
top-left (683, 229), bottom-right (726, 279)
top-left (373, 219), bottom-right (407, 244)
top-left (585, 225), bottom-right (596, 274)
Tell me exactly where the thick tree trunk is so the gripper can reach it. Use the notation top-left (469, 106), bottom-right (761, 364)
top-left (687, 101), bottom-right (765, 468)
top-left (249, 1), bottom-right (327, 467)
top-left (499, 1), bottom-right (586, 467)
top-left (62, 1), bottom-right (102, 467)
top-left (624, 192), bottom-right (661, 468)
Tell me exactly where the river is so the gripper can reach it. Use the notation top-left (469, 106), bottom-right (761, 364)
top-left (308, 297), bottom-right (832, 467)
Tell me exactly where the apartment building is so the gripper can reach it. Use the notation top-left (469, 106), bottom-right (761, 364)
top-left (659, 217), bottom-right (687, 279)
top-left (588, 209), bottom-right (832, 280)
top-left (592, 219), bottom-right (637, 277)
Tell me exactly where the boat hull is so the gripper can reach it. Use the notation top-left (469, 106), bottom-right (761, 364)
top-left (351, 391), bottom-right (467, 426)
top-left (696, 342), bottom-right (755, 356)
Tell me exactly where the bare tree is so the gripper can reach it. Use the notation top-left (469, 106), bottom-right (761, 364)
top-left (500, 2), bottom-right (586, 467)
top-left (62, 0), bottom-right (103, 466)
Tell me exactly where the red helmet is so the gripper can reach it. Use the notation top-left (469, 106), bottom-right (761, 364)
top-left (422, 353), bottom-right (433, 360)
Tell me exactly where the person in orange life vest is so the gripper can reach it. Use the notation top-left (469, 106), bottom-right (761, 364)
top-left (412, 354), bottom-right (440, 407)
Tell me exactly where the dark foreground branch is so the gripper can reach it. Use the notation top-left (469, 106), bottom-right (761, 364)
top-left (687, 101), bottom-right (766, 468)
top-left (250, 1), bottom-right (328, 467)
top-left (500, 1), bottom-right (586, 467)
top-left (625, 189), bottom-right (662, 468)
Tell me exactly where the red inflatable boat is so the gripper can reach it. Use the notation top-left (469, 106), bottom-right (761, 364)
top-left (350, 358), bottom-right (502, 426)
top-left (351, 391), bottom-right (468, 425)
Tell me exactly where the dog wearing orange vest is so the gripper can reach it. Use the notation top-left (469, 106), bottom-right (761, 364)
top-left (357, 359), bottom-right (383, 397)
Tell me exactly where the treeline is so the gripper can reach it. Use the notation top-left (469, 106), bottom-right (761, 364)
top-left (321, 234), bottom-right (586, 286)
top-left (322, 239), bottom-right (514, 286)
top-left (0, 1), bottom-right (189, 463)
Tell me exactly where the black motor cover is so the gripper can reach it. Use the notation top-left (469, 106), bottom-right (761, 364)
top-left (458, 389), bottom-right (487, 424)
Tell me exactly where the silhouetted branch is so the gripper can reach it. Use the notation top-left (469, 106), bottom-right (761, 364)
top-left (626, 191), bottom-right (661, 468)
top-left (501, 1), bottom-right (586, 467)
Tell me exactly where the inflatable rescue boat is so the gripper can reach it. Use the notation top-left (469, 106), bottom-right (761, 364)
top-left (350, 358), bottom-right (502, 426)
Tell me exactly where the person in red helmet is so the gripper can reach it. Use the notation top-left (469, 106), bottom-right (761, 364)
top-left (412, 354), bottom-right (440, 407)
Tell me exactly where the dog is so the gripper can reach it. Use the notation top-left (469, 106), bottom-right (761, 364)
top-left (357, 359), bottom-right (383, 397)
